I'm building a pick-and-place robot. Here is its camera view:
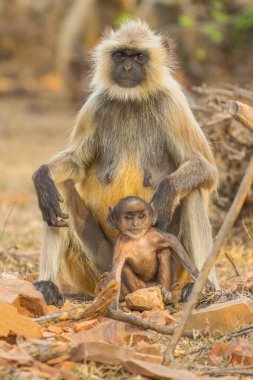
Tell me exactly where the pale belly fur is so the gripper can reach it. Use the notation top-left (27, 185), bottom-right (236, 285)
top-left (79, 159), bottom-right (154, 243)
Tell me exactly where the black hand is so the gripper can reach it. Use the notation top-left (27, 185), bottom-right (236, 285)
top-left (33, 280), bottom-right (64, 307)
top-left (151, 178), bottom-right (175, 230)
top-left (33, 165), bottom-right (69, 227)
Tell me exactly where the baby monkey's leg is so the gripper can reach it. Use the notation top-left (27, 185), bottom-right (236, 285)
top-left (122, 265), bottom-right (148, 292)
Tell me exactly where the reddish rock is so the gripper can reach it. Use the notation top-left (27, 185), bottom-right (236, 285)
top-left (125, 286), bottom-right (164, 311)
top-left (185, 297), bottom-right (253, 334)
top-left (226, 339), bottom-right (253, 366)
top-left (140, 308), bottom-right (176, 325)
top-left (0, 279), bottom-right (47, 317)
top-left (72, 319), bottom-right (156, 347)
top-left (11, 250), bottom-right (40, 261)
top-left (209, 339), bottom-right (253, 366)
top-left (0, 304), bottom-right (42, 339)
top-left (73, 319), bottom-right (99, 333)
top-left (221, 275), bottom-right (253, 293)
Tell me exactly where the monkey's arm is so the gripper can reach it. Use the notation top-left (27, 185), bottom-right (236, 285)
top-left (157, 231), bottom-right (214, 289)
top-left (108, 245), bottom-right (126, 310)
top-left (151, 155), bottom-right (217, 229)
top-left (151, 85), bottom-right (218, 230)
top-left (33, 99), bottom-right (96, 227)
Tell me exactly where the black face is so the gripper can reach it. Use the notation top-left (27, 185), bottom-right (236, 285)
top-left (111, 48), bottom-right (148, 88)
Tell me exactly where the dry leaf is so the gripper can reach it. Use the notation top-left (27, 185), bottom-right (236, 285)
top-left (0, 342), bottom-right (32, 365)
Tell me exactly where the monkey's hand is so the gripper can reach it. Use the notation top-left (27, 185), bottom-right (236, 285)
top-left (33, 280), bottom-right (65, 307)
top-left (160, 286), bottom-right (171, 305)
top-left (33, 165), bottom-right (69, 227)
top-left (151, 178), bottom-right (176, 230)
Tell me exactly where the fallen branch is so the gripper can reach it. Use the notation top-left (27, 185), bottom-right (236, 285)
top-left (164, 155), bottom-right (253, 363)
top-left (228, 100), bottom-right (253, 132)
top-left (199, 366), bottom-right (253, 377)
top-left (34, 280), bottom-right (118, 326)
top-left (193, 85), bottom-right (253, 102)
top-left (106, 308), bottom-right (203, 338)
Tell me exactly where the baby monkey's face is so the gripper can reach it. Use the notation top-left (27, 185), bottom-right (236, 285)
top-left (117, 202), bottom-right (152, 239)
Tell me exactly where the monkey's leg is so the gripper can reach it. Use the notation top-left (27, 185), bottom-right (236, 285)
top-left (122, 264), bottom-right (148, 292)
top-left (35, 180), bottom-right (112, 305)
top-left (179, 189), bottom-right (219, 290)
top-left (157, 249), bottom-right (172, 304)
top-left (123, 263), bottom-right (171, 305)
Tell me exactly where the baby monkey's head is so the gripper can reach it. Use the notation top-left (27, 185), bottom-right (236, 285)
top-left (107, 196), bottom-right (157, 239)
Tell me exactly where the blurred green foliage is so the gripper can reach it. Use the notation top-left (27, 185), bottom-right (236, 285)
top-left (234, 7), bottom-right (253, 30)
top-left (114, 12), bottom-right (134, 27)
top-left (178, 0), bottom-right (253, 61)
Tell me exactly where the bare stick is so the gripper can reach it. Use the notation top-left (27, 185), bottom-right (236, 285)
top-left (164, 156), bottom-right (253, 363)
top-left (0, 201), bottom-right (16, 243)
top-left (106, 308), bottom-right (204, 338)
top-left (227, 100), bottom-right (253, 132)
top-left (225, 252), bottom-right (240, 276)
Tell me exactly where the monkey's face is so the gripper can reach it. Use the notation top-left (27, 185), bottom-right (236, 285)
top-left (117, 203), bottom-right (153, 239)
top-left (91, 21), bottom-right (171, 101)
top-left (111, 49), bottom-right (148, 88)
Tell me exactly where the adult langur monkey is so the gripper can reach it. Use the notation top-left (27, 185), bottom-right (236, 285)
top-left (33, 20), bottom-right (219, 306)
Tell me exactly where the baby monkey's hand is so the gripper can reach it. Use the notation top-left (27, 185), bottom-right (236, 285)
top-left (159, 286), bottom-right (171, 305)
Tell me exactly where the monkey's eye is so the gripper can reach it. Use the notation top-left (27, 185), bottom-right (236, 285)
top-left (112, 51), bottom-right (125, 63)
top-left (124, 214), bottom-right (132, 220)
top-left (139, 213), bottom-right (146, 219)
top-left (135, 53), bottom-right (148, 64)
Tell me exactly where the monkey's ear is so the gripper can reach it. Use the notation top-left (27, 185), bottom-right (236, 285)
top-left (162, 36), bottom-right (170, 51)
top-left (161, 35), bottom-right (176, 57)
top-left (107, 207), bottom-right (117, 229)
top-left (150, 203), bottom-right (158, 226)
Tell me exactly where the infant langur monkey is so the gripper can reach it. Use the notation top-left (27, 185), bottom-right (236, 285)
top-left (107, 196), bottom-right (214, 310)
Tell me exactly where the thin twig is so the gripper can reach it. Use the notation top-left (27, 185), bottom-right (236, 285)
top-left (0, 201), bottom-right (17, 243)
top-left (242, 219), bottom-right (253, 242)
top-left (199, 366), bottom-right (253, 376)
top-left (163, 156), bottom-right (253, 363)
top-left (225, 252), bottom-right (240, 276)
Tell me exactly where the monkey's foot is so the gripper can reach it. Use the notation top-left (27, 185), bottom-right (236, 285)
top-left (33, 280), bottom-right (65, 307)
top-left (180, 282), bottom-right (194, 302)
top-left (160, 287), bottom-right (171, 305)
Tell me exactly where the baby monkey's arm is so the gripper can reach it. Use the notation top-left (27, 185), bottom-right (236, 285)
top-left (108, 244), bottom-right (127, 309)
top-left (157, 231), bottom-right (215, 289)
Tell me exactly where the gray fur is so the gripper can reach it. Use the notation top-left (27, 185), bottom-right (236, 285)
top-left (93, 90), bottom-right (176, 187)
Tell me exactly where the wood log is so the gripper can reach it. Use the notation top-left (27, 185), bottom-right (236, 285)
top-left (228, 100), bottom-right (253, 132)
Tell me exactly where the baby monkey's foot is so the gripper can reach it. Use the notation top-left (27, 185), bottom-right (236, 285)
top-left (160, 286), bottom-right (171, 305)
top-left (33, 280), bottom-right (65, 307)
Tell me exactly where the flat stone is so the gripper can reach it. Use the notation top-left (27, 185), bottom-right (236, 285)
top-left (0, 303), bottom-right (42, 339)
top-left (125, 286), bottom-right (164, 311)
top-left (140, 308), bottom-right (176, 325)
top-left (185, 297), bottom-right (253, 334)
top-left (0, 279), bottom-right (47, 317)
